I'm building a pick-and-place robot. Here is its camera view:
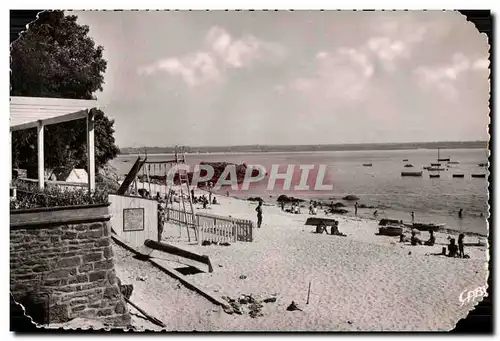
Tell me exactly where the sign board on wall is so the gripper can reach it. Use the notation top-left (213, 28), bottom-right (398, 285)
top-left (123, 208), bottom-right (145, 232)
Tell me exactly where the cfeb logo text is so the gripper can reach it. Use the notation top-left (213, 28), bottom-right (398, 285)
top-left (459, 286), bottom-right (487, 307)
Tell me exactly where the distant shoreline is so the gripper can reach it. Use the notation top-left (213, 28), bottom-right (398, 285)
top-left (118, 141), bottom-right (488, 156)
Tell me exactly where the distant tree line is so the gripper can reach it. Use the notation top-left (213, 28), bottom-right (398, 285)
top-left (120, 141), bottom-right (488, 155)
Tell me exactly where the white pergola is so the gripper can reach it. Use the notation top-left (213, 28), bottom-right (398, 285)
top-left (10, 96), bottom-right (99, 192)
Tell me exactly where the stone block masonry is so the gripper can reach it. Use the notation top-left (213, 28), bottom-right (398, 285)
top-left (10, 219), bottom-right (130, 326)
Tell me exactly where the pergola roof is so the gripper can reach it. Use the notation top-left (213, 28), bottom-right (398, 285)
top-left (9, 96), bottom-right (98, 192)
top-left (10, 96), bottom-right (98, 131)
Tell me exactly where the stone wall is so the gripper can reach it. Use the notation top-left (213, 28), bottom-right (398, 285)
top-left (10, 215), bottom-right (130, 326)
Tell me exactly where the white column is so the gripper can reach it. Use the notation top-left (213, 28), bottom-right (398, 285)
top-left (37, 121), bottom-right (44, 189)
top-left (9, 129), bottom-right (12, 185)
top-left (87, 109), bottom-right (95, 192)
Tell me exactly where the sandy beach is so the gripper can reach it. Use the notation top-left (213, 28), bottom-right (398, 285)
top-left (108, 187), bottom-right (488, 331)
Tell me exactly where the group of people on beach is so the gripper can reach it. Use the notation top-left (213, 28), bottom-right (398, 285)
top-left (401, 229), bottom-right (468, 258)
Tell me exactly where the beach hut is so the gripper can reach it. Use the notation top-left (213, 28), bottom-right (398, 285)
top-left (10, 96), bottom-right (98, 192)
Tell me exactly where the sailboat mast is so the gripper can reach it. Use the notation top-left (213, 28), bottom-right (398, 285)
top-left (437, 148), bottom-right (440, 162)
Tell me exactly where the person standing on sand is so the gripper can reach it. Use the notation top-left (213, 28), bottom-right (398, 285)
top-left (157, 203), bottom-right (165, 242)
top-left (256, 200), bottom-right (263, 228)
top-left (355, 202), bottom-right (358, 216)
top-left (411, 211), bottom-right (415, 223)
top-left (191, 188), bottom-right (195, 202)
top-left (458, 209), bottom-right (463, 219)
top-left (458, 233), bottom-right (465, 258)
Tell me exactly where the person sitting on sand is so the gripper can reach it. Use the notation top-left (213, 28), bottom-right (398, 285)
top-left (411, 231), bottom-right (422, 246)
top-left (424, 230), bottom-right (436, 246)
top-left (309, 204), bottom-right (314, 215)
top-left (294, 204), bottom-right (301, 214)
top-left (458, 233), bottom-right (465, 258)
top-left (448, 238), bottom-right (459, 257)
top-left (330, 221), bottom-right (346, 236)
top-left (212, 196), bottom-right (218, 205)
top-left (400, 233), bottom-right (409, 243)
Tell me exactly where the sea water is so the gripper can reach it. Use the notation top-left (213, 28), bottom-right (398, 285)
top-left (112, 148), bottom-right (489, 236)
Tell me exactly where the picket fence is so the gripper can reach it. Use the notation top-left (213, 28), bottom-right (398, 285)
top-left (198, 223), bottom-right (236, 244)
top-left (165, 207), bottom-right (253, 242)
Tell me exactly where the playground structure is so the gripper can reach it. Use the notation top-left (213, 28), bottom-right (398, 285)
top-left (117, 147), bottom-right (199, 243)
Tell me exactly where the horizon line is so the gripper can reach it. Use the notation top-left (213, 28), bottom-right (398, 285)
top-left (119, 140), bottom-right (489, 150)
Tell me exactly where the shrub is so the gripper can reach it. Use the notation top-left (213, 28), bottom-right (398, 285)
top-left (10, 179), bottom-right (109, 210)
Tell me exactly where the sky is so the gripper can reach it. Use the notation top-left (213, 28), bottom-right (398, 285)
top-left (74, 10), bottom-right (490, 148)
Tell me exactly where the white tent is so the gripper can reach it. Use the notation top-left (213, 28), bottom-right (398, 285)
top-left (10, 96), bottom-right (99, 192)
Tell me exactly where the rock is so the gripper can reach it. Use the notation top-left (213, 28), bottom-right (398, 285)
top-left (239, 275), bottom-right (247, 280)
top-left (342, 195), bottom-right (360, 201)
top-left (222, 306), bottom-right (234, 314)
top-left (249, 309), bottom-right (264, 318)
top-left (220, 242), bottom-right (231, 246)
top-left (201, 240), bottom-right (211, 246)
top-left (408, 251), bottom-right (412, 255)
top-left (119, 284), bottom-right (134, 300)
top-left (239, 295), bottom-right (250, 304)
top-left (231, 302), bottom-right (243, 315)
top-left (286, 301), bottom-right (302, 311)
top-left (218, 264), bottom-right (223, 267)
top-left (263, 296), bottom-right (277, 303)
top-left (249, 302), bottom-right (263, 310)
top-left (136, 276), bottom-right (147, 281)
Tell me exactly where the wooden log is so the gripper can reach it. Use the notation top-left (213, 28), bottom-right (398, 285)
top-left (125, 297), bottom-right (165, 328)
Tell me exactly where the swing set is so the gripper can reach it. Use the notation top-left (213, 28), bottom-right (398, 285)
top-left (117, 147), bottom-right (198, 242)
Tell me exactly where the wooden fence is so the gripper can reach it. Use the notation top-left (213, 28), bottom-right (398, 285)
top-left (166, 207), bottom-right (253, 242)
top-left (199, 223), bottom-right (236, 244)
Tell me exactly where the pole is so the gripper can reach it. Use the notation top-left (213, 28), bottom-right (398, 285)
top-left (306, 281), bottom-right (311, 304)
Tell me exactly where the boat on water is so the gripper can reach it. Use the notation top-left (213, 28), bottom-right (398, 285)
top-left (478, 162), bottom-right (488, 167)
top-left (378, 225), bottom-right (403, 236)
top-left (429, 174), bottom-right (440, 178)
top-left (401, 171), bottom-right (422, 177)
top-left (447, 161), bottom-right (460, 164)
top-left (452, 174), bottom-right (464, 178)
top-left (427, 167), bottom-right (445, 171)
top-left (362, 163), bottom-right (373, 167)
top-left (472, 174), bottom-right (486, 178)
top-left (430, 163), bottom-right (441, 166)
top-left (436, 148), bottom-right (450, 162)
top-left (402, 159), bottom-right (409, 162)
top-left (404, 222), bottom-right (445, 232)
top-left (423, 166), bottom-right (431, 170)
top-left (404, 164), bottom-right (414, 168)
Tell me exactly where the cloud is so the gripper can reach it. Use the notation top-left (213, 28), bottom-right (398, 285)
top-left (282, 47), bottom-right (374, 103)
top-left (414, 53), bottom-right (487, 100)
top-left (138, 26), bottom-right (283, 87)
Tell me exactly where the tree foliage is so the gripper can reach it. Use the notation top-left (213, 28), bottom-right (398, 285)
top-left (10, 10), bottom-right (118, 173)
